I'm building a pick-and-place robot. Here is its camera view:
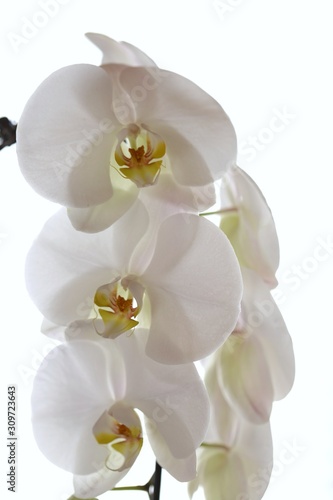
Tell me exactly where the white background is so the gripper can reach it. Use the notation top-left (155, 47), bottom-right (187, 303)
top-left (1, 0), bottom-right (333, 499)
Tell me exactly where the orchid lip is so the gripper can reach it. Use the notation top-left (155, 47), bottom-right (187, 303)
top-left (94, 281), bottom-right (140, 338)
top-left (114, 124), bottom-right (166, 188)
top-left (93, 408), bottom-right (143, 472)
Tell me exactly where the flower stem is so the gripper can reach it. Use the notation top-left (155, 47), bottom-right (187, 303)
top-left (66, 462), bottom-right (163, 499)
top-left (153, 461), bottom-right (162, 500)
top-left (112, 461), bottom-right (162, 499)
top-left (200, 207), bottom-right (238, 217)
top-left (111, 485), bottom-right (148, 492)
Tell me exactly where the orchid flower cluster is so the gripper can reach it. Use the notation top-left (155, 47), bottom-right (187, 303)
top-left (16, 34), bottom-right (295, 499)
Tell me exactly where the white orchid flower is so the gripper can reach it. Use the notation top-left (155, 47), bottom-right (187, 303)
top-left (216, 268), bottom-right (295, 424)
top-left (188, 362), bottom-right (273, 500)
top-left (219, 165), bottom-right (279, 287)
top-left (25, 200), bottom-right (242, 364)
top-left (31, 327), bottom-right (209, 499)
top-left (17, 34), bottom-right (237, 233)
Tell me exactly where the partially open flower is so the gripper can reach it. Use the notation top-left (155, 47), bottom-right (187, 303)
top-left (216, 269), bottom-right (295, 424)
top-left (188, 362), bottom-right (273, 500)
top-left (219, 165), bottom-right (279, 287)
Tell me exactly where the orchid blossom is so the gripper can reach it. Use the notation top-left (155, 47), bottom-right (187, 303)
top-left (16, 34), bottom-right (237, 233)
top-left (25, 201), bottom-right (242, 364)
top-left (31, 327), bottom-right (209, 498)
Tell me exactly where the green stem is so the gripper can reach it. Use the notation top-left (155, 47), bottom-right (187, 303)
top-left (200, 207), bottom-right (238, 217)
top-left (112, 461), bottom-right (162, 499)
top-left (112, 485), bottom-right (147, 491)
top-left (67, 462), bottom-right (162, 499)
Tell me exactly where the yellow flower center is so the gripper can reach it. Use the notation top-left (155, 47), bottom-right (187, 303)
top-left (94, 282), bottom-right (140, 338)
top-left (114, 124), bottom-right (166, 188)
top-left (94, 411), bottom-right (143, 472)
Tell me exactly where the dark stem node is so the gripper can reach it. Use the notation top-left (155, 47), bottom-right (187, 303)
top-left (0, 117), bottom-right (17, 150)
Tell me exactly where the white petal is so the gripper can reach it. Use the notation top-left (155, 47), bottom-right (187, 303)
top-left (221, 166), bottom-right (279, 287)
top-left (119, 67), bottom-right (237, 185)
top-left (40, 318), bottom-right (66, 341)
top-left (86, 32), bottom-right (156, 66)
top-left (193, 374), bottom-right (273, 499)
top-left (17, 64), bottom-right (117, 208)
top-left (194, 447), bottom-right (248, 500)
top-left (73, 432), bottom-right (154, 498)
top-left (65, 319), bottom-right (105, 342)
top-left (204, 362), bottom-right (239, 447)
top-left (67, 175), bottom-right (138, 233)
top-left (258, 316), bottom-right (295, 401)
top-left (138, 171), bottom-right (216, 217)
top-left (144, 418), bottom-right (197, 481)
top-left (115, 329), bottom-right (210, 460)
top-left (120, 41), bottom-right (157, 67)
top-left (191, 420), bottom-right (272, 500)
top-left (130, 173), bottom-right (215, 274)
top-left (188, 474), bottom-right (200, 499)
top-left (31, 340), bottom-right (127, 474)
top-left (74, 466), bottom-right (129, 499)
top-left (218, 334), bottom-right (274, 424)
top-left (143, 214), bottom-right (242, 364)
top-left (206, 451), bottom-right (248, 500)
top-left (41, 318), bottom-right (103, 343)
top-left (236, 420), bottom-right (273, 500)
top-left (25, 201), bottom-right (149, 325)
top-left (241, 269), bottom-right (295, 400)
top-left (32, 330), bottom-right (208, 478)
